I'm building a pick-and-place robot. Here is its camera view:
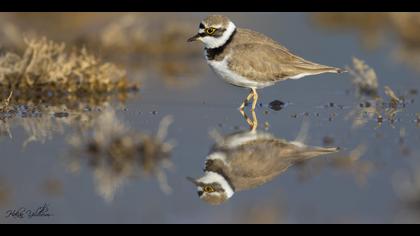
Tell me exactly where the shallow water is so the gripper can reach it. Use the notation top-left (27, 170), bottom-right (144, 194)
top-left (1, 13), bottom-right (420, 224)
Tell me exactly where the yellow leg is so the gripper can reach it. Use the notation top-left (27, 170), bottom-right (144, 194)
top-left (251, 88), bottom-right (258, 111)
top-left (239, 89), bottom-right (254, 111)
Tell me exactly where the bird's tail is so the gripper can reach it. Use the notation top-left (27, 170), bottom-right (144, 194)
top-left (298, 146), bottom-right (340, 161)
top-left (320, 66), bottom-right (347, 74)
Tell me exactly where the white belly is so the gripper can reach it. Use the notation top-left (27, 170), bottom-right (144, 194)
top-left (207, 56), bottom-right (273, 89)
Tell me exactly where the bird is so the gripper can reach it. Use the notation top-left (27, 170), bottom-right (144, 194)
top-left (187, 126), bottom-right (339, 205)
top-left (187, 15), bottom-right (345, 111)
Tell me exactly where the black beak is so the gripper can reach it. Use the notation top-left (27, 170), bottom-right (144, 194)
top-left (187, 33), bottom-right (200, 42)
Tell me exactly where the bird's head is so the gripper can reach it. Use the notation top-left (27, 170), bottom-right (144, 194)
top-left (187, 15), bottom-right (236, 49)
top-left (187, 171), bottom-right (234, 205)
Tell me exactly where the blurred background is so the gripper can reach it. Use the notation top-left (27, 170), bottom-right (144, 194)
top-left (0, 12), bottom-right (420, 223)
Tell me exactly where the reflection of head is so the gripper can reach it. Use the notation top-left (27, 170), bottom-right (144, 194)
top-left (188, 171), bottom-right (234, 205)
top-left (189, 127), bottom-right (339, 205)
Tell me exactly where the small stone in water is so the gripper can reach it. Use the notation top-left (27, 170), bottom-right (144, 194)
top-left (54, 112), bottom-right (69, 118)
top-left (269, 100), bottom-right (285, 111)
top-left (151, 110), bottom-right (158, 115)
top-left (409, 89), bottom-right (418, 95)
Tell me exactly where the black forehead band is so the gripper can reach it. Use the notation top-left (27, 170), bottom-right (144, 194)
top-left (199, 23), bottom-right (205, 29)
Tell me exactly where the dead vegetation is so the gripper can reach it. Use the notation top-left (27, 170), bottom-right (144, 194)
top-left (346, 57), bottom-right (379, 98)
top-left (313, 13), bottom-right (420, 73)
top-left (0, 37), bottom-right (137, 104)
top-left (0, 37), bottom-right (138, 144)
top-left (345, 57), bottom-right (404, 128)
top-left (0, 13), bottom-right (204, 90)
top-left (67, 108), bottom-right (175, 202)
top-left (94, 14), bottom-right (199, 56)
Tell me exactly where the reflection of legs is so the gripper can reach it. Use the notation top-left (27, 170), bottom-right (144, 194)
top-left (239, 109), bottom-right (258, 131)
top-left (239, 89), bottom-right (254, 111)
top-left (250, 110), bottom-right (258, 131)
top-left (240, 109), bottom-right (254, 127)
top-left (251, 88), bottom-right (258, 111)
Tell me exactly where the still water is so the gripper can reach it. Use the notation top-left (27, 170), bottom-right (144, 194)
top-left (0, 13), bottom-right (420, 223)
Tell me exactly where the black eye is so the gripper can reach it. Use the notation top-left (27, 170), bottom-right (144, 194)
top-left (199, 23), bottom-right (205, 29)
top-left (205, 28), bottom-right (216, 35)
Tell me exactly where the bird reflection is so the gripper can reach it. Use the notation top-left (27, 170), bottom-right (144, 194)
top-left (188, 112), bottom-right (339, 205)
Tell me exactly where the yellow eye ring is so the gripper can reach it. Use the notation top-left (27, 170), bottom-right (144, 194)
top-left (206, 28), bottom-right (216, 35)
top-left (204, 186), bottom-right (215, 193)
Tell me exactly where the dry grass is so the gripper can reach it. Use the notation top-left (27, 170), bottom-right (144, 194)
top-left (87, 13), bottom-right (199, 57)
top-left (0, 13), bottom-right (201, 58)
top-left (67, 108), bottom-right (175, 202)
top-left (0, 37), bottom-right (137, 105)
top-left (313, 13), bottom-right (420, 73)
top-left (345, 58), bottom-right (404, 128)
top-left (0, 13), bottom-right (206, 91)
top-left (346, 57), bottom-right (379, 98)
top-left (0, 37), bottom-right (138, 145)
top-left (311, 13), bottom-right (389, 50)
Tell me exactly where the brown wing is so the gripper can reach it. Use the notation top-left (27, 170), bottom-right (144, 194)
top-left (236, 28), bottom-right (291, 51)
top-left (227, 139), bottom-right (337, 191)
top-left (227, 43), bottom-right (340, 83)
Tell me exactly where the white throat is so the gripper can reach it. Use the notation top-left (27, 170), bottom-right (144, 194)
top-left (197, 171), bottom-right (234, 198)
top-left (202, 21), bottom-right (236, 49)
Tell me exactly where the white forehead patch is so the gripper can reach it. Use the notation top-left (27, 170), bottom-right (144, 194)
top-left (201, 21), bottom-right (236, 49)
